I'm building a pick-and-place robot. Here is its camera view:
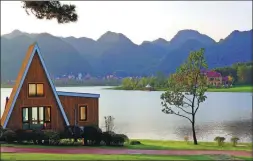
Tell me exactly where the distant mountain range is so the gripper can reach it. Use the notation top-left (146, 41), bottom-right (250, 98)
top-left (1, 29), bottom-right (252, 80)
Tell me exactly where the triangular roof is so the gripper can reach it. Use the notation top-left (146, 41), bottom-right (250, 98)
top-left (145, 84), bottom-right (151, 88)
top-left (1, 43), bottom-right (70, 128)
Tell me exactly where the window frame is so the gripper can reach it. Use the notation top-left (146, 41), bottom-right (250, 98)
top-left (79, 105), bottom-right (88, 121)
top-left (28, 83), bottom-right (45, 97)
top-left (21, 106), bottom-right (51, 130)
top-left (22, 107), bottom-right (29, 124)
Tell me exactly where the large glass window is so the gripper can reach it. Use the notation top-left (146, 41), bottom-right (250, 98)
top-left (79, 106), bottom-right (87, 121)
top-left (31, 107), bottom-right (38, 124)
top-left (22, 108), bottom-right (29, 122)
top-left (28, 83), bottom-right (44, 97)
top-left (38, 107), bottom-right (44, 124)
top-left (22, 107), bottom-right (51, 130)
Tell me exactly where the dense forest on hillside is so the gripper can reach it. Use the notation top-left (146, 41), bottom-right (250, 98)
top-left (214, 62), bottom-right (252, 85)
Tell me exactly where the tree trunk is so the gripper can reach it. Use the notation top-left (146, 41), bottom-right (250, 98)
top-left (192, 122), bottom-right (198, 145)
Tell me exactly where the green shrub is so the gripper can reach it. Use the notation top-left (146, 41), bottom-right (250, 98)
top-left (230, 136), bottom-right (240, 147)
top-left (101, 131), bottom-right (114, 146)
top-left (59, 139), bottom-right (74, 146)
top-left (101, 132), bottom-right (128, 146)
top-left (0, 126), bottom-right (7, 141)
top-left (44, 130), bottom-right (60, 145)
top-left (214, 136), bottom-right (226, 146)
top-left (15, 129), bottom-right (31, 143)
top-left (62, 125), bottom-right (83, 140)
top-left (130, 140), bottom-right (141, 145)
top-left (3, 129), bottom-right (16, 143)
top-left (82, 126), bottom-right (102, 146)
top-left (32, 129), bottom-right (46, 144)
top-left (111, 134), bottom-right (125, 146)
top-left (15, 129), bottom-right (45, 144)
top-left (116, 134), bottom-right (129, 143)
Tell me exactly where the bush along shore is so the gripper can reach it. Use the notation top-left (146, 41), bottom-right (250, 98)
top-left (0, 127), bottom-right (252, 152)
top-left (0, 125), bottom-right (129, 147)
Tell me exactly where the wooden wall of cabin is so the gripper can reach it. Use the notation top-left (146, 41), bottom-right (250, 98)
top-left (6, 52), bottom-right (66, 131)
top-left (59, 96), bottom-right (99, 127)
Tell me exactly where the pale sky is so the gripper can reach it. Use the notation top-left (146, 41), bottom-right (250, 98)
top-left (1, 1), bottom-right (252, 44)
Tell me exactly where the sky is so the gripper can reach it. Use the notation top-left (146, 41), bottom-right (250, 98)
top-left (1, 1), bottom-right (252, 44)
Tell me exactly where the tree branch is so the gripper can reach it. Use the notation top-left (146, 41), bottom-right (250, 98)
top-left (183, 95), bottom-right (193, 104)
top-left (162, 107), bottom-right (192, 123)
top-left (173, 112), bottom-right (193, 123)
top-left (175, 105), bottom-right (192, 115)
top-left (194, 98), bottom-right (200, 114)
top-left (166, 101), bottom-right (192, 115)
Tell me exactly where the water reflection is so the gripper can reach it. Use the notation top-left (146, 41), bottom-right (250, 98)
top-left (174, 119), bottom-right (252, 142)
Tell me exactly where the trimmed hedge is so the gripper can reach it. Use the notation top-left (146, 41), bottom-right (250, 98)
top-left (82, 126), bottom-right (102, 146)
top-left (2, 129), bottom-right (16, 143)
top-left (0, 126), bottom-right (129, 147)
top-left (101, 132), bottom-right (128, 146)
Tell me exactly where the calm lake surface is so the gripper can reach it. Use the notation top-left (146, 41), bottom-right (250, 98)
top-left (1, 86), bottom-right (252, 142)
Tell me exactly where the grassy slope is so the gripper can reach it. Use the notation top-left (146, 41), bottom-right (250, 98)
top-left (125, 140), bottom-right (252, 151)
top-left (1, 153), bottom-right (252, 161)
top-left (2, 140), bottom-right (252, 151)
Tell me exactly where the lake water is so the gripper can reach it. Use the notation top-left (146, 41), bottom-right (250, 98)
top-left (1, 86), bottom-right (252, 142)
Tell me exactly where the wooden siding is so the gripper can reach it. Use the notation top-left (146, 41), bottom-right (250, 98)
top-left (5, 52), bottom-right (66, 131)
top-left (59, 96), bottom-right (99, 127)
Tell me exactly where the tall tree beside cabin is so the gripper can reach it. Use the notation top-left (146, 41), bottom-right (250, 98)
top-left (160, 48), bottom-right (208, 145)
top-left (21, 1), bottom-right (78, 24)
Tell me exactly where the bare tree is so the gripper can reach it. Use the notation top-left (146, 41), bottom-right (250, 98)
top-left (104, 116), bottom-right (115, 133)
top-left (22, 1), bottom-right (78, 24)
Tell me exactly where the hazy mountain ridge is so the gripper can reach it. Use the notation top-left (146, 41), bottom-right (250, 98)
top-left (1, 29), bottom-right (252, 80)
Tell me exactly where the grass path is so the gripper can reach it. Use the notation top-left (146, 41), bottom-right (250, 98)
top-left (1, 150), bottom-right (253, 160)
top-left (1, 139), bottom-right (252, 160)
top-left (0, 153), bottom-right (227, 160)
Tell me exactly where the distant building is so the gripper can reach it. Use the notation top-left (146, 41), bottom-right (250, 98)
top-left (85, 73), bottom-right (91, 80)
top-left (201, 70), bottom-right (230, 87)
top-left (145, 84), bottom-right (153, 91)
top-left (222, 76), bottom-right (229, 85)
top-left (201, 70), bottom-right (222, 87)
top-left (77, 73), bottom-right (83, 80)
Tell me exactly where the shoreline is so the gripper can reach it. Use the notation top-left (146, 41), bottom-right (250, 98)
top-left (105, 86), bottom-right (253, 93)
top-left (1, 84), bottom-right (252, 93)
top-left (1, 84), bottom-right (119, 88)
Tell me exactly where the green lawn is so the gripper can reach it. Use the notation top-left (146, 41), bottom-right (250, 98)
top-left (2, 140), bottom-right (252, 151)
top-left (124, 140), bottom-right (252, 151)
top-left (1, 153), bottom-right (252, 161)
top-left (206, 86), bottom-right (252, 92)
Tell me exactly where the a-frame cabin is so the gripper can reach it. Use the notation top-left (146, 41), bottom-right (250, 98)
top-left (1, 43), bottom-right (100, 132)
